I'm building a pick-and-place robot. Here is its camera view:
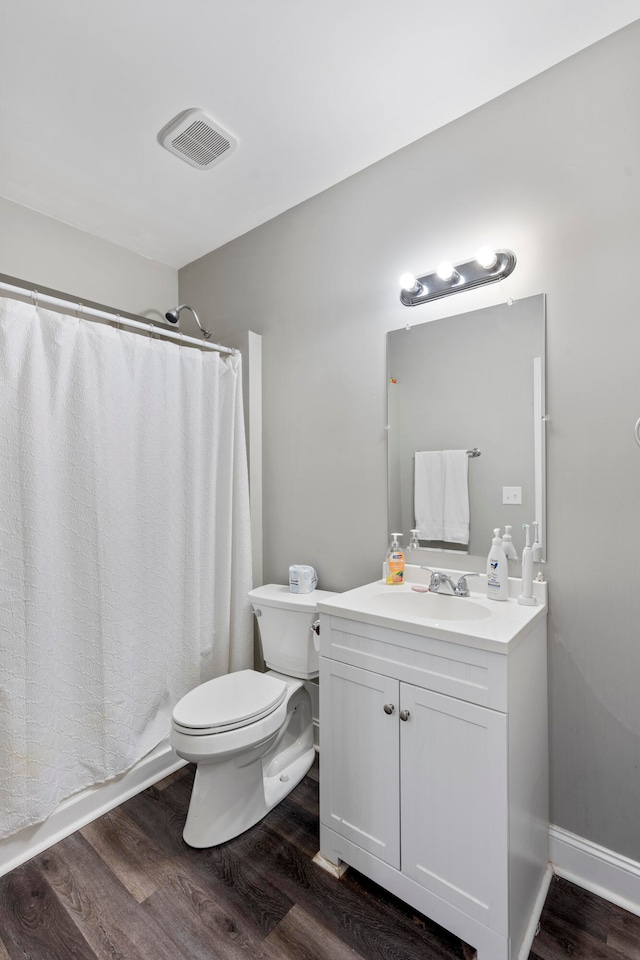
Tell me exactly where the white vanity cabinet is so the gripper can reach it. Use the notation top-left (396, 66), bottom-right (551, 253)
top-left (318, 591), bottom-right (548, 960)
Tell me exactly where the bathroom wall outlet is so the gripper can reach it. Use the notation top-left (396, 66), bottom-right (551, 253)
top-left (502, 486), bottom-right (522, 504)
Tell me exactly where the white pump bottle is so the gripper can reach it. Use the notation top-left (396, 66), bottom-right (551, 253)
top-left (486, 528), bottom-right (509, 601)
top-left (501, 525), bottom-right (518, 561)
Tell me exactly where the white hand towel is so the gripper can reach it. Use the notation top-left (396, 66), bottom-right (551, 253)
top-left (442, 449), bottom-right (470, 544)
top-left (414, 450), bottom-right (445, 541)
top-left (414, 449), bottom-right (470, 545)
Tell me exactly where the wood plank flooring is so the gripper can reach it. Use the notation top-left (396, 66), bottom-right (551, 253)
top-left (1, 759), bottom-right (639, 959)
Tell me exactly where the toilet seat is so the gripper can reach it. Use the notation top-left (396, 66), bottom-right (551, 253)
top-left (172, 669), bottom-right (287, 736)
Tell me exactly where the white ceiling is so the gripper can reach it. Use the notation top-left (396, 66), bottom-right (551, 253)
top-left (1, 2), bottom-right (638, 269)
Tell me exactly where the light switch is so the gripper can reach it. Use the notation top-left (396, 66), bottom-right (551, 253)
top-left (502, 486), bottom-right (522, 504)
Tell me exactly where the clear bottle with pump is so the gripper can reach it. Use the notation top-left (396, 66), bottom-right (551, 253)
top-left (385, 533), bottom-right (405, 585)
top-left (407, 529), bottom-right (421, 556)
top-left (486, 528), bottom-right (509, 601)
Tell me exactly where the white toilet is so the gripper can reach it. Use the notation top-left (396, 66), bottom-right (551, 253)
top-left (170, 584), bottom-right (334, 848)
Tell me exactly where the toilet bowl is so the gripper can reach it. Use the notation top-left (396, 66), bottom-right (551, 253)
top-left (170, 584), bottom-right (334, 848)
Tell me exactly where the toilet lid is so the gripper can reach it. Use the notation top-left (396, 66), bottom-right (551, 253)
top-left (172, 670), bottom-right (287, 732)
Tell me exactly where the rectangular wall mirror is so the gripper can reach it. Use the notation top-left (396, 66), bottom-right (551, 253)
top-left (387, 293), bottom-right (546, 562)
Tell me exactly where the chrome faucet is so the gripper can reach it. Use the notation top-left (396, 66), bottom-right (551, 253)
top-left (420, 568), bottom-right (479, 597)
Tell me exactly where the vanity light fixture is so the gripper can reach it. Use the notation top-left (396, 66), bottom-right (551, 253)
top-left (399, 247), bottom-right (516, 307)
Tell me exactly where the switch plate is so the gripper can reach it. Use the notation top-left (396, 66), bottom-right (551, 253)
top-left (502, 486), bottom-right (522, 504)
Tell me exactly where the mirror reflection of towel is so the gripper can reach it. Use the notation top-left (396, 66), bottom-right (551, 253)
top-left (414, 450), bottom-right (469, 544)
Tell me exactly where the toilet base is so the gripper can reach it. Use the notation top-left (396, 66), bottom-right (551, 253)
top-left (181, 683), bottom-right (314, 848)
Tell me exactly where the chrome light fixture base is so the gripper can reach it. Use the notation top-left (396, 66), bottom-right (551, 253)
top-left (400, 249), bottom-right (516, 307)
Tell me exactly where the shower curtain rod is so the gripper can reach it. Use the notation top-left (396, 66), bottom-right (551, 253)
top-left (0, 275), bottom-right (236, 356)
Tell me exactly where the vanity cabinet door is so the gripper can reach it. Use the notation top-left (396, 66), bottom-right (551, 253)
top-left (400, 683), bottom-right (509, 935)
top-left (319, 658), bottom-right (400, 867)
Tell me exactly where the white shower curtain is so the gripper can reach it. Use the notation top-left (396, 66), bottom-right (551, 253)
top-left (0, 298), bottom-right (253, 840)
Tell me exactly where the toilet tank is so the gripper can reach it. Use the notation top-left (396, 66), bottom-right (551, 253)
top-left (248, 584), bottom-right (336, 679)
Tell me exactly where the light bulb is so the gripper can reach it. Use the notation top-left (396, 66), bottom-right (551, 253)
top-left (476, 246), bottom-right (498, 269)
top-left (399, 273), bottom-right (423, 295)
top-left (436, 261), bottom-right (456, 282)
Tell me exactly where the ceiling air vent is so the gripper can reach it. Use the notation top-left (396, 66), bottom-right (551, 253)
top-left (158, 108), bottom-right (237, 170)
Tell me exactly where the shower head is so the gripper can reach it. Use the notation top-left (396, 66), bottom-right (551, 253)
top-left (164, 304), bottom-right (212, 340)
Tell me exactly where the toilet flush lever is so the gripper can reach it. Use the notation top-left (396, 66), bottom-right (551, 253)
top-left (311, 619), bottom-right (320, 636)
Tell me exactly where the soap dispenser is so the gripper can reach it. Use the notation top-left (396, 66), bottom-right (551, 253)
top-left (408, 529), bottom-right (421, 555)
top-left (501, 525), bottom-right (518, 561)
top-left (385, 533), bottom-right (405, 585)
top-left (486, 528), bottom-right (509, 601)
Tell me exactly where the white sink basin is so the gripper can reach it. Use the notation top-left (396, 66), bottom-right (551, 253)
top-left (368, 589), bottom-right (491, 622)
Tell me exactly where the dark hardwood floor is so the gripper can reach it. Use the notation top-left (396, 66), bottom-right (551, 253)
top-left (1, 759), bottom-right (639, 959)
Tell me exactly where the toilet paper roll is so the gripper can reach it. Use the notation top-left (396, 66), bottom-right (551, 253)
top-left (289, 564), bottom-right (318, 594)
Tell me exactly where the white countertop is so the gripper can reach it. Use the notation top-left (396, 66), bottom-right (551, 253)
top-left (316, 567), bottom-right (547, 654)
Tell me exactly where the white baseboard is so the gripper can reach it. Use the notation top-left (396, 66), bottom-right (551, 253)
top-left (517, 864), bottom-right (553, 960)
top-left (0, 738), bottom-right (186, 878)
top-left (549, 824), bottom-right (640, 918)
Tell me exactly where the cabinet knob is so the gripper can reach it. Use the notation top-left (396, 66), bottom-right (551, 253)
top-left (383, 703), bottom-right (395, 715)
top-left (400, 709), bottom-right (411, 722)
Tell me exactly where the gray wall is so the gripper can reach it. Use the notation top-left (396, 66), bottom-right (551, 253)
top-left (0, 197), bottom-right (177, 316)
top-left (180, 21), bottom-right (640, 862)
